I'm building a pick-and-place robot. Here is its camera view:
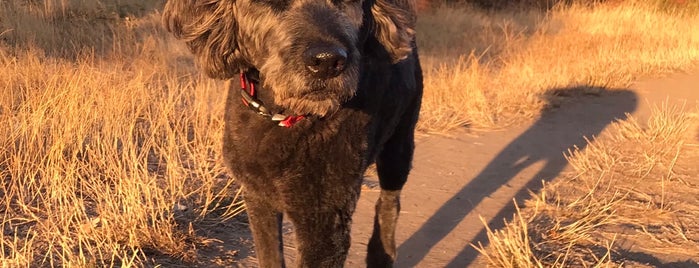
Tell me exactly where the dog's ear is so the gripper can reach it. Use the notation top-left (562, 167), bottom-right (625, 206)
top-left (163, 0), bottom-right (241, 79)
top-left (371, 0), bottom-right (416, 63)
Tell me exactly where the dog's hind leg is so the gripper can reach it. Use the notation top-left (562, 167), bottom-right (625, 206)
top-left (245, 194), bottom-right (286, 268)
top-left (368, 96), bottom-right (420, 267)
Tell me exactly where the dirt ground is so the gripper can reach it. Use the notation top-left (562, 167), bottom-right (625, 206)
top-left (183, 70), bottom-right (699, 267)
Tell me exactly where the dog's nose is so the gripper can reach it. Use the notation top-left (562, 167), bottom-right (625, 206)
top-left (303, 45), bottom-right (348, 79)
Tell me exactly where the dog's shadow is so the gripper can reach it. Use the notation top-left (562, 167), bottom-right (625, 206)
top-left (396, 87), bottom-right (638, 267)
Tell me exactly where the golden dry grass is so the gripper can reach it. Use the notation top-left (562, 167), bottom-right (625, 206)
top-left (1, 0), bottom-right (699, 266)
top-left (417, 0), bottom-right (699, 132)
top-left (1, 1), bottom-right (242, 266)
top-left (477, 104), bottom-right (699, 266)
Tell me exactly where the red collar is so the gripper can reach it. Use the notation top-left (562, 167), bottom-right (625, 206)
top-left (239, 72), bottom-right (305, 128)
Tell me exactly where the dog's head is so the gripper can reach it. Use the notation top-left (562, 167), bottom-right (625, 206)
top-left (163, 0), bottom-right (416, 117)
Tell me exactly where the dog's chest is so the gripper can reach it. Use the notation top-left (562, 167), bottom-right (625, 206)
top-left (223, 107), bottom-right (373, 184)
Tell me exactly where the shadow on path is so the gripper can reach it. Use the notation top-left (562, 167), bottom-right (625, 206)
top-left (397, 87), bottom-right (638, 267)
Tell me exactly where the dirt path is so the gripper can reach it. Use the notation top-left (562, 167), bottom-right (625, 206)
top-left (348, 90), bottom-right (638, 267)
top-left (346, 71), bottom-right (699, 267)
top-left (208, 71), bottom-right (699, 267)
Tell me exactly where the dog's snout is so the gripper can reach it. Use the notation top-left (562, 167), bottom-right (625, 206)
top-left (303, 45), bottom-right (348, 79)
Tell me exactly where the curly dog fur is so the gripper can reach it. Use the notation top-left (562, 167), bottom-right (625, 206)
top-left (163, 0), bottom-right (422, 266)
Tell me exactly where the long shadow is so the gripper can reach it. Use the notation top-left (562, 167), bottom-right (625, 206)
top-left (397, 88), bottom-right (638, 267)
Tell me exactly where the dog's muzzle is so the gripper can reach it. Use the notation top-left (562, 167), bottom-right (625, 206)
top-left (303, 44), bottom-right (348, 79)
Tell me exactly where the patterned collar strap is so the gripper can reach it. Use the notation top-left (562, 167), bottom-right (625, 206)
top-left (239, 72), bottom-right (305, 128)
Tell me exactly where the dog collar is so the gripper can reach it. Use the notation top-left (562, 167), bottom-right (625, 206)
top-left (239, 72), bottom-right (305, 128)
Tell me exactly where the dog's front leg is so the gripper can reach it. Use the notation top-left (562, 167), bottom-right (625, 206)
top-left (245, 193), bottom-right (286, 268)
top-left (287, 209), bottom-right (353, 268)
top-left (368, 95), bottom-right (420, 267)
top-left (367, 189), bottom-right (401, 267)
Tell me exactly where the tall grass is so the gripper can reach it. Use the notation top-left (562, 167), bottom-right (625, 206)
top-left (1, 0), bottom-right (699, 266)
top-left (1, 1), bottom-right (241, 266)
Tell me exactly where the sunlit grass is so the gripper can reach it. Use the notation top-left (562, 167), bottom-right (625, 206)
top-left (417, 1), bottom-right (699, 132)
top-left (1, 0), bottom-right (698, 266)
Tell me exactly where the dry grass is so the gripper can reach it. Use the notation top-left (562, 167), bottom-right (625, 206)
top-left (1, 0), bottom-right (699, 266)
top-left (1, 1), bottom-right (242, 266)
top-left (417, 0), bottom-right (699, 132)
top-left (477, 104), bottom-right (699, 266)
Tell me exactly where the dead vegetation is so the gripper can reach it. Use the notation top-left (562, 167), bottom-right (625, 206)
top-left (1, 1), bottom-right (242, 266)
top-left (1, 0), bottom-right (698, 266)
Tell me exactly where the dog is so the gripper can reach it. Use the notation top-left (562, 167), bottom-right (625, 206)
top-left (162, 0), bottom-right (422, 266)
